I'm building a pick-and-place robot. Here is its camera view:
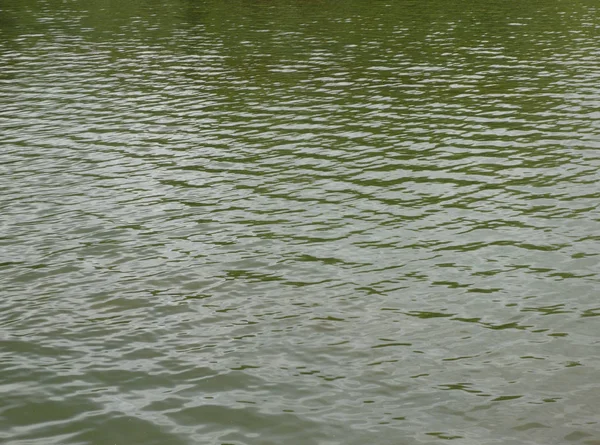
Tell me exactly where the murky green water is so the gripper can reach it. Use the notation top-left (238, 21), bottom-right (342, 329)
top-left (1, 0), bottom-right (599, 444)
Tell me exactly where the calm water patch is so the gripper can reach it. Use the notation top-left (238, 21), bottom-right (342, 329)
top-left (1, 0), bottom-right (599, 444)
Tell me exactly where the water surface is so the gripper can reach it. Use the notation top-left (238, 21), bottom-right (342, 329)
top-left (1, 0), bottom-right (599, 444)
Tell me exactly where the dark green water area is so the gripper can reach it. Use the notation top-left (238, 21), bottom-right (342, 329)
top-left (1, 0), bottom-right (599, 444)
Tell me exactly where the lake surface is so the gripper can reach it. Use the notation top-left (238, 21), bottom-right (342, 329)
top-left (1, 0), bottom-right (599, 444)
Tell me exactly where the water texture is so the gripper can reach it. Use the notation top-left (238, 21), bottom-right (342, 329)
top-left (1, 0), bottom-right (599, 444)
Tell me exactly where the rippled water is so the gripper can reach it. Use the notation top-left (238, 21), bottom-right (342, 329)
top-left (1, 0), bottom-right (599, 444)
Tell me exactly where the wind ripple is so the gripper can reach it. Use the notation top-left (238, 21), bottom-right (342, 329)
top-left (1, 0), bottom-right (599, 444)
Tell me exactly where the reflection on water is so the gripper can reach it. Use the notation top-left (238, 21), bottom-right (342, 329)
top-left (1, 0), bottom-right (599, 444)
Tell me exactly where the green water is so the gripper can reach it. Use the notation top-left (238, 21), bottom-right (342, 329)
top-left (1, 0), bottom-right (599, 444)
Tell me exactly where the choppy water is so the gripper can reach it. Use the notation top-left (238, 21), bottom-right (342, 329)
top-left (1, 0), bottom-right (599, 444)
